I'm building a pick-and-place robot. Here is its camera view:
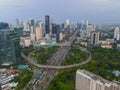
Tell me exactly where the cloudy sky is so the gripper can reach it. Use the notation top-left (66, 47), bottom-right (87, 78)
top-left (0, 0), bottom-right (120, 24)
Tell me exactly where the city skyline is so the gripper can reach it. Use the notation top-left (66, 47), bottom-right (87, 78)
top-left (0, 0), bottom-right (120, 24)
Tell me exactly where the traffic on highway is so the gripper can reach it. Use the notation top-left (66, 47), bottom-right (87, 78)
top-left (22, 30), bottom-right (92, 90)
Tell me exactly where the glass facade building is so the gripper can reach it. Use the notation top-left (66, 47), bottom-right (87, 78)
top-left (0, 29), bottom-right (21, 65)
top-left (0, 22), bottom-right (9, 30)
top-left (14, 27), bottom-right (23, 37)
top-left (45, 15), bottom-right (50, 34)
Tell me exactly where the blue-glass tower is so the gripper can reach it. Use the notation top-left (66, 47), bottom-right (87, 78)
top-left (0, 29), bottom-right (21, 65)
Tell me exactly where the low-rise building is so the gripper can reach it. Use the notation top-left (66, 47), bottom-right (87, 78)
top-left (106, 39), bottom-right (115, 44)
top-left (101, 43), bottom-right (112, 49)
top-left (80, 41), bottom-right (88, 46)
top-left (20, 37), bottom-right (31, 47)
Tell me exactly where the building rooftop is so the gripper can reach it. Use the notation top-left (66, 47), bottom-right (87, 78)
top-left (77, 69), bottom-right (120, 86)
top-left (77, 69), bottom-right (111, 84)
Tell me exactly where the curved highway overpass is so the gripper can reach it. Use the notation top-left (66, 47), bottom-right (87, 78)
top-left (21, 47), bottom-right (92, 69)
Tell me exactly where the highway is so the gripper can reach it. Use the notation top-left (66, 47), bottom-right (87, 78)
top-left (21, 47), bottom-right (91, 69)
top-left (21, 30), bottom-right (92, 69)
top-left (22, 30), bottom-right (92, 90)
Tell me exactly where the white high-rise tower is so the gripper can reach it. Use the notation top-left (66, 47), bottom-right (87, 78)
top-left (114, 27), bottom-right (120, 41)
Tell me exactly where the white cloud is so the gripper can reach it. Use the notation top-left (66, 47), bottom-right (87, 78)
top-left (91, 0), bottom-right (110, 2)
top-left (0, 0), bottom-right (26, 7)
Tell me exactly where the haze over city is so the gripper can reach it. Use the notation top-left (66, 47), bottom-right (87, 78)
top-left (0, 0), bottom-right (120, 24)
top-left (0, 0), bottom-right (120, 90)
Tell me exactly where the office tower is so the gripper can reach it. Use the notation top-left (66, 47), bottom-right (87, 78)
top-left (51, 24), bottom-right (60, 42)
top-left (76, 69), bottom-right (120, 90)
top-left (87, 24), bottom-right (95, 37)
top-left (114, 27), bottom-right (120, 41)
top-left (45, 15), bottom-right (50, 34)
top-left (86, 20), bottom-right (96, 37)
top-left (51, 24), bottom-right (56, 34)
top-left (52, 24), bottom-right (58, 34)
top-left (30, 33), bottom-right (35, 41)
top-left (59, 32), bottom-right (63, 41)
top-left (86, 20), bottom-right (88, 30)
top-left (29, 18), bottom-right (35, 26)
top-left (61, 23), bottom-right (65, 30)
top-left (36, 21), bottom-right (45, 35)
top-left (77, 22), bottom-right (82, 29)
top-left (16, 18), bottom-right (19, 27)
top-left (23, 22), bottom-right (30, 31)
top-left (14, 27), bottom-right (23, 37)
top-left (30, 26), bottom-right (34, 33)
top-left (38, 22), bottom-right (45, 36)
top-left (56, 25), bottom-right (60, 43)
top-left (0, 29), bottom-right (21, 65)
top-left (0, 22), bottom-right (9, 30)
top-left (90, 31), bottom-right (100, 46)
top-left (65, 19), bottom-right (70, 28)
top-left (35, 26), bottom-right (42, 41)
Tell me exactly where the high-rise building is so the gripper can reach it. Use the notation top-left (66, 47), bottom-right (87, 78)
top-left (35, 26), bottom-right (42, 41)
top-left (76, 69), bottom-right (120, 90)
top-left (29, 18), bottom-right (35, 26)
top-left (86, 20), bottom-right (88, 30)
top-left (0, 29), bottom-right (21, 65)
top-left (30, 33), bottom-right (35, 41)
top-left (85, 20), bottom-right (96, 37)
top-left (87, 24), bottom-right (95, 37)
top-left (0, 22), bottom-right (9, 30)
top-left (61, 23), bottom-right (65, 30)
top-left (14, 27), bottom-right (23, 37)
top-left (65, 19), bottom-right (70, 28)
top-left (23, 22), bottom-right (30, 31)
top-left (52, 24), bottom-right (60, 34)
top-left (90, 31), bottom-right (100, 46)
top-left (77, 22), bottom-right (82, 29)
top-left (114, 27), bottom-right (120, 41)
top-left (38, 22), bottom-right (45, 36)
top-left (59, 32), bottom-right (63, 41)
top-left (16, 18), bottom-right (20, 27)
top-left (45, 15), bottom-right (50, 34)
top-left (30, 26), bottom-right (34, 33)
top-left (56, 25), bottom-right (60, 43)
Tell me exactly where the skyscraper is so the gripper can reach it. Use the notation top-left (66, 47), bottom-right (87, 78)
top-left (52, 24), bottom-right (58, 34)
top-left (16, 18), bottom-right (20, 27)
top-left (0, 22), bottom-right (9, 30)
top-left (86, 20), bottom-right (88, 31)
top-left (35, 26), bottom-right (42, 41)
top-left (87, 24), bottom-right (95, 37)
top-left (23, 22), bottom-right (30, 31)
top-left (0, 29), bottom-right (21, 65)
top-left (14, 27), bottom-right (23, 37)
top-left (56, 25), bottom-right (60, 43)
top-left (114, 27), bottom-right (120, 41)
top-left (90, 31), bottom-right (100, 46)
top-left (29, 18), bottom-right (35, 26)
top-left (65, 19), bottom-right (70, 28)
top-left (45, 15), bottom-right (50, 34)
top-left (38, 21), bottom-right (45, 36)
